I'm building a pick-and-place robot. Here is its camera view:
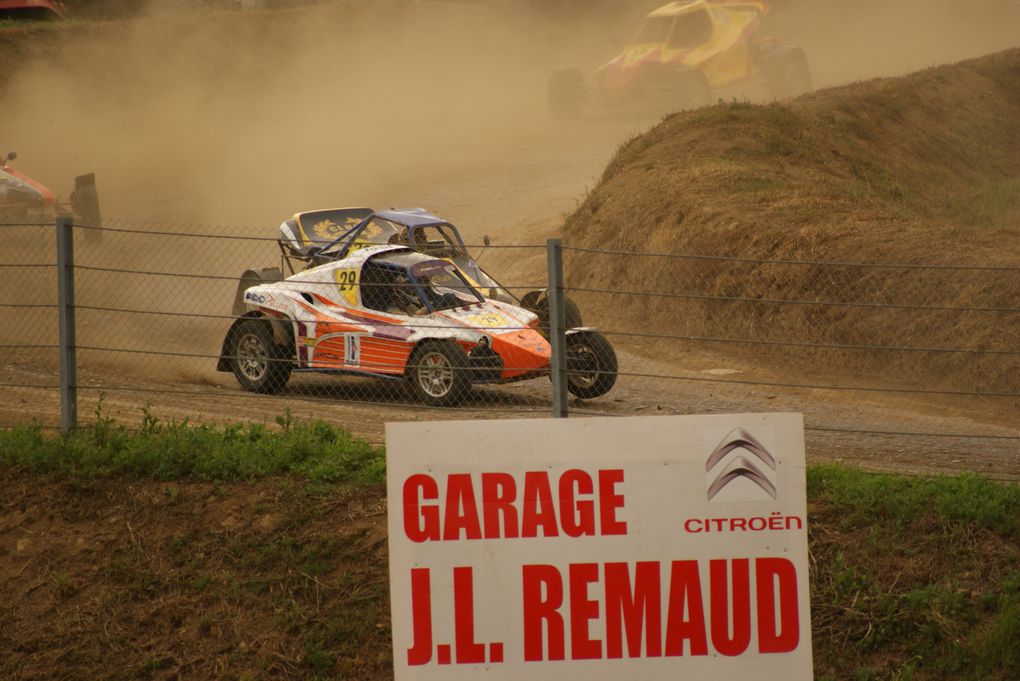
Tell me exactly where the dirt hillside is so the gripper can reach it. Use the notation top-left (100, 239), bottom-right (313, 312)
top-left (564, 48), bottom-right (1020, 395)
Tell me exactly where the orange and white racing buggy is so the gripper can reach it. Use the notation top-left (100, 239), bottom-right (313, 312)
top-left (0, 151), bottom-right (102, 232)
top-left (217, 244), bottom-right (617, 406)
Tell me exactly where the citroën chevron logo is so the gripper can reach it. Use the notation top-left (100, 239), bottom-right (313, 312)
top-left (705, 427), bottom-right (777, 501)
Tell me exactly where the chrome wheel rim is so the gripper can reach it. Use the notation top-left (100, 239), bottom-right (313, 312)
top-left (237, 333), bottom-right (269, 382)
top-left (417, 351), bottom-right (454, 398)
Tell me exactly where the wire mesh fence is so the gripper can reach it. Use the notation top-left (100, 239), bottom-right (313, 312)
top-left (2, 216), bottom-right (566, 432)
top-left (0, 222), bottom-right (59, 422)
top-left (562, 244), bottom-right (1020, 477)
top-left (1, 217), bottom-right (1018, 477)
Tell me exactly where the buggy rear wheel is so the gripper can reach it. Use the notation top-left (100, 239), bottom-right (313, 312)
top-left (637, 68), bottom-right (711, 114)
top-left (407, 341), bottom-right (472, 406)
top-left (767, 48), bottom-right (812, 100)
top-left (229, 319), bottom-right (292, 394)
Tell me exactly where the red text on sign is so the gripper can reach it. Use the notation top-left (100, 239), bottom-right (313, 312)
top-left (521, 558), bottom-right (800, 661)
top-left (402, 469), bottom-right (627, 542)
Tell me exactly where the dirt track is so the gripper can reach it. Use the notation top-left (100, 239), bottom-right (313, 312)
top-left (3, 0), bottom-right (1020, 479)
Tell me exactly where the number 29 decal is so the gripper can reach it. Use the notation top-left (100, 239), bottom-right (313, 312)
top-left (334, 269), bottom-right (358, 290)
top-left (334, 269), bottom-right (359, 306)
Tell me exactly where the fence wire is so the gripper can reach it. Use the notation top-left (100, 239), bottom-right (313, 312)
top-left (0, 219), bottom-right (1017, 478)
top-left (562, 244), bottom-right (1020, 478)
top-left (55, 218), bottom-right (558, 423)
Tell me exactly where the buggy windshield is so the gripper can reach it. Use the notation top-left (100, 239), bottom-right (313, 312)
top-left (410, 261), bottom-right (483, 311)
top-left (633, 17), bottom-right (674, 44)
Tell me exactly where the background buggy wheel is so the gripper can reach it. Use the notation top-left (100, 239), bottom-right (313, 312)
top-left (565, 331), bottom-right (618, 399)
top-left (547, 68), bottom-right (588, 120)
top-left (637, 68), bottom-right (711, 114)
top-left (527, 291), bottom-right (584, 336)
top-left (767, 48), bottom-right (812, 99)
top-left (230, 319), bottom-right (292, 394)
top-left (407, 341), bottom-right (471, 406)
top-left (679, 71), bottom-right (712, 110)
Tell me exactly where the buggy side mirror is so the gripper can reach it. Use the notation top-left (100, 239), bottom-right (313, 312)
top-left (4, 151), bottom-right (15, 162)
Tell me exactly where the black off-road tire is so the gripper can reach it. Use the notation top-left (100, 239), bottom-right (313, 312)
top-left (528, 292), bottom-right (584, 335)
top-left (679, 70), bottom-right (712, 110)
top-left (229, 319), bottom-right (292, 394)
top-left (565, 331), bottom-right (618, 399)
top-left (547, 68), bottom-right (588, 120)
top-left (766, 48), bottom-right (812, 100)
top-left (636, 67), bottom-right (711, 114)
top-left (407, 341), bottom-right (472, 406)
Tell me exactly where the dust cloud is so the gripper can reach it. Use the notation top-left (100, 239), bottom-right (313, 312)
top-left (0, 1), bottom-right (627, 235)
top-left (767, 0), bottom-right (1020, 87)
top-left (2, 0), bottom-right (1018, 233)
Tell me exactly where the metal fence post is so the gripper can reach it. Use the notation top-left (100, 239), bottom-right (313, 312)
top-left (56, 216), bottom-right (77, 431)
top-left (547, 238), bottom-right (568, 418)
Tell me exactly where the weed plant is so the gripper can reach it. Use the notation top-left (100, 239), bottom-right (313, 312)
top-left (0, 404), bottom-right (384, 484)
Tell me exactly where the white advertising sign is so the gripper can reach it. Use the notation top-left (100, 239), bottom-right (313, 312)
top-left (386, 414), bottom-right (812, 680)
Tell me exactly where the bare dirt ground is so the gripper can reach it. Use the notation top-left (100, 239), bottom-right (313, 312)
top-left (3, 0), bottom-right (1020, 480)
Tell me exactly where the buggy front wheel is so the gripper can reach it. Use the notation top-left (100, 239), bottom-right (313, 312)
top-left (565, 331), bottom-right (618, 399)
top-left (407, 341), bottom-right (472, 406)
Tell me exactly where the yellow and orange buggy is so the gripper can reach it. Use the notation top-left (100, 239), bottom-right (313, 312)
top-left (548, 0), bottom-right (811, 118)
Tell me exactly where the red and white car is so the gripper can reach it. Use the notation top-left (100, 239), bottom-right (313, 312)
top-left (0, 151), bottom-right (101, 230)
top-left (218, 244), bottom-right (617, 406)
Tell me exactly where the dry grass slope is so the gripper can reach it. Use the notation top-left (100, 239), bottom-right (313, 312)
top-left (564, 48), bottom-right (1020, 394)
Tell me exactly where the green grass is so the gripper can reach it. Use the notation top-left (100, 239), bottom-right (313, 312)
top-left (940, 177), bottom-right (1020, 232)
top-left (3, 418), bottom-right (1019, 679)
top-left (809, 464), bottom-right (1020, 680)
top-left (0, 407), bottom-right (385, 484)
top-left (808, 463), bottom-right (1020, 537)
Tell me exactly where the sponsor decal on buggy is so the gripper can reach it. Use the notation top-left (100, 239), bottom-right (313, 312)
top-left (387, 414), bottom-right (812, 681)
top-left (244, 290), bottom-right (272, 305)
top-left (464, 312), bottom-right (510, 329)
top-left (345, 333), bottom-right (362, 367)
top-left (312, 219), bottom-right (345, 240)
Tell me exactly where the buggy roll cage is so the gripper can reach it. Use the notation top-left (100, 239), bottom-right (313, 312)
top-left (277, 209), bottom-right (469, 276)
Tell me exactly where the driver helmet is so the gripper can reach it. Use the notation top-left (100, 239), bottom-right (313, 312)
top-left (392, 273), bottom-right (417, 301)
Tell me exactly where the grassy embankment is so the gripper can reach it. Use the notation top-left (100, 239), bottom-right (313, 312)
top-left (1, 413), bottom-right (1018, 680)
top-left (562, 49), bottom-right (1020, 396)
